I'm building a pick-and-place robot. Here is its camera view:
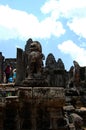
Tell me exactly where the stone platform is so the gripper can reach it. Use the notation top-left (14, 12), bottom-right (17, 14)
top-left (18, 87), bottom-right (67, 130)
top-left (0, 85), bottom-right (68, 130)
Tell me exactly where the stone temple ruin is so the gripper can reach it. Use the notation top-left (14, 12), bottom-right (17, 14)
top-left (0, 38), bottom-right (86, 130)
top-left (15, 38), bottom-right (66, 88)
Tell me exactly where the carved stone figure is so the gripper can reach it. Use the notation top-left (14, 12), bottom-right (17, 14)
top-left (16, 38), bottom-right (66, 87)
top-left (25, 38), bottom-right (33, 54)
top-left (16, 38), bottom-right (48, 86)
top-left (45, 53), bottom-right (56, 86)
top-left (27, 41), bottom-right (44, 79)
top-left (57, 58), bottom-right (65, 70)
top-left (45, 54), bottom-right (65, 87)
top-left (73, 60), bottom-right (80, 88)
top-left (56, 58), bottom-right (65, 87)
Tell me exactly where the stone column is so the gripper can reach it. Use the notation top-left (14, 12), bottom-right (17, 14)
top-left (0, 52), bottom-right (4, 83)
top-left (16, 48), bottom-right (24, 85)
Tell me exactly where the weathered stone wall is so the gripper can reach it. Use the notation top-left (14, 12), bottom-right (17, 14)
top-left (18, 87), bottom-right (66, 130)
top-left (0, 86), bottom-right (68, 130)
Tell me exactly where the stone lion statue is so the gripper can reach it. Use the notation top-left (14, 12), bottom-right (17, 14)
top-left (27, 41), bottom-right (44, 78)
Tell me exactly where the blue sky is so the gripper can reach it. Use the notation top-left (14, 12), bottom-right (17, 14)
top-left (0, 0), bottom-right (86, 70)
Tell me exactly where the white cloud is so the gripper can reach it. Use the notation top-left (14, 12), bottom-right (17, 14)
top-left (58, 40), bottom-right (86, 66)
top-left (0, 5), bottom-right (65, 40)
top-left (67, 18), bottom-right (86, 39)
top-left (41, 0), bottom-right (86, 68)
top-left (0, 0), bottom-right (86, 40)
top-left (0, 0), bottom-right (86, 42)
top-left (41, 0), bottom-right (86, 18)
top-left (41, 0), bottom-right (58, 14)
top-left (41, 0), bottom-right (86, 39)
top-left (40, 18), bottom-right (65, 38)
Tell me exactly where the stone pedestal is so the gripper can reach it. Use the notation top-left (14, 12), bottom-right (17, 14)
top-left (0, 86), bottom-right (67, 130)
top-left (18, 87), bottom-right (66, 130)
top-left (22, 77), bottom-right (48, 87)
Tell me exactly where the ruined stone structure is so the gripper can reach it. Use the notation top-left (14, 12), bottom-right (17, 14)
top-left (13, 38), bottom-right (68, 130)
top-left (18, 87), bottom-right (66, 130)
top-left (0, 38), bottom-right (86, 130)
top-left (16, 39), bottom-right (66, 88)
top-left (16, 39), bottom-right (47, 87)
top-left (45, 54), bottom-right (66, 87)
top-left (0, 86), bottom-right (67, 130)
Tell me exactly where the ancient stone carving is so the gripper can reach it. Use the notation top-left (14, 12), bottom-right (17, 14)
top-left (25, 38), bottom-right (33, 54)
top-left (27, 41), bottom-right (44, 79)
top-left (45, 53), bottom-right (56, 86)
top-left (16, 38), bottom-right (66, 87)
top-left (57, 58), bottom-right (65, 70)
top-left (45, 54), bottom-right (65, 87)
top-left (45, 53), bottom-right (56, 68)
top-left (15, 38), bottom-right (48, 86)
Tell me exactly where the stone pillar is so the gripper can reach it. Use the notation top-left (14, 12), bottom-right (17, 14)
top-left (0, 52), bottom-right (4, 83)
top-left (16, 48), bottom-right (25, 85)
